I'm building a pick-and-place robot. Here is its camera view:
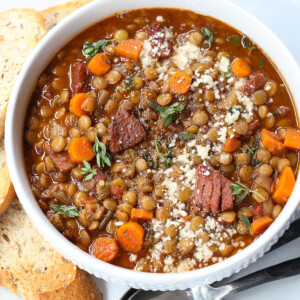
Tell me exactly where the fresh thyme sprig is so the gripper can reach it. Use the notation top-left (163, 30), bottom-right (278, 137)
top-left (201, 27), bottom-right (214, 49)
top-left (81, 160), bottom-right (97, 180)
top-left (240, 213), bottom-right (251, 232)
top-left (51, 205), bottom-right (80, 217)
top-left (153, 140), bottom-right (173, 168)
top-left (82, 39), bottom-right (114, 58)
top-left (149, 101), bottom-right (186, 126)
top-left (246, 144), bottom-right (261, 166)
top-left (241, 36), bottom-right (257, 53)
top-left (229, 181), bottom-right (264, 203)
top-left (142, 152), bottom-right (154, 167)
top-left (93, 135), bottom-right (111, 168)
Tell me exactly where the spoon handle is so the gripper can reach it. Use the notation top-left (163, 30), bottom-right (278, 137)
top-left (225, 256), bottom-right (300, 297)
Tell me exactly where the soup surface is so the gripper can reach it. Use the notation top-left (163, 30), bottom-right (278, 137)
top-left (24, 8), bottom-right (299, 273)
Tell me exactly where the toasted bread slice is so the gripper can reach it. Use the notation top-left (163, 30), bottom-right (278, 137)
top-left (0, 200), bottom-right (102, 300)
top-left (42, 0), bottom-right (93, 32)
top-left (0, 139), bottom-right (15, 214)
top-left (0, 9), bottom-right (46, 139)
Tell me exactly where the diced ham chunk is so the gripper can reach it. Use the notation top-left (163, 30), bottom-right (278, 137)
top-left (241, 72), bottom-right (267, 96)
top-left (147, 23), bottom-right (172, 59)
top-left (111, 185), bottom-right (124, 200)
top-left (277, 106), bottom-right (290, 118)
top-left (44, 142), bottom-right (76, 174)
top-left (109, 104), bottom-right (147, 153)
top-left (191, 164), bottom-right (234, 214)
top-left (71, 62), bottom-right (88, 95)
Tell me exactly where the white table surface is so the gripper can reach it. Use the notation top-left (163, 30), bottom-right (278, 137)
top-left (1, 0), bottom-right (300, 299)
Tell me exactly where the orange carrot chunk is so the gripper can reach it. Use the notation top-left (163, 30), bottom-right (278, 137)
top-left (223, 137), bottom-right (241, 152)
top-left (87, 53), bottom-right (111, 76)
top-left (116, 221), bottom-right (144, 253)
top-left (169, 71), bottom-right (191, 95)
top-left (272, 167), bottom-right (295, 204)
top-left (284, 128), bottom-right (300, 150)
top-left (90, 236), bottom-right (119, 262)
top-left (251, 216), bottom-right (274, 236)
top-left (260, 129), bottom-right (284, 155)
top-left (231, 58), bottom-right (251, 78)
top-left (131, 208), bottom-right (154, 221)
top-left (116, 39), bottom-right (143, 61)
top-left (68, 137), bottom-right (95, 163)
top-left (69, 93), bottom-right (90, 117)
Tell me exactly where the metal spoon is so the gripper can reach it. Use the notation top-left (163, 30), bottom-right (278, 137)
top-left (121, 219), bottom-right (300, 300)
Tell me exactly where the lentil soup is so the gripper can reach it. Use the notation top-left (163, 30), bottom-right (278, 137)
top-left (24, 8), bottom-right (299, 273)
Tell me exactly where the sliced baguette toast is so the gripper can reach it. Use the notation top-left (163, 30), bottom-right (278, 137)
top-left (0, 200), bottom-right (102, 300)
top-left (0, 9), bottom-right (46, 139)
top-left (42, 0), bottom-right (93, 32)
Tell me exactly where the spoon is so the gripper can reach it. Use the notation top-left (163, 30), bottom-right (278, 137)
top-left (121, 218), bottom-right (300, 300)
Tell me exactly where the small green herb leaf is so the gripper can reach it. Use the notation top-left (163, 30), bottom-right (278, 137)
top-left (240, 213), bottom-right (251, 231)
top-left (81, 160), bottom-right (97, 181)
top-left (178, 132), bottom-right (195, 140)
top-left (229, 181), bottom-right (264, 203)
top-left (227, 107), bottom-right (243, 114)
top-left (281, 89), bottom-right (286, 97)
top-left (246, 145), bottom-right (261, 166)
top-left (153, 140), bottom-right (173, 168)
top-left (219, 69), bottom-right (232, 78)
top-left (82, 39), bottom-right (114, 58)
top-left (259, 58), bottom-right (265, 68)
top-left (272, 110), bottom-right (280, 119)
top-left (201, 27), bottom-right (214, 49)
top-left (149, 101), bottom-right (186, 126)
top-left (123, 75), bottom-right (136, 91)
top-left (241, 36), bottom-right (257, 53)
top-left (228, 37), bottom-right (241, 44)
top-left (93, 135), bottom-right (111, 168)
top-left (142, 152), bottom-right (153, 167)
top-left (51, 205), bottom-right (80, 217)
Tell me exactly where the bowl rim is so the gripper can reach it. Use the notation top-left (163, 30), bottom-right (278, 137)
top-left (5, 0), bottom-right (300, 290)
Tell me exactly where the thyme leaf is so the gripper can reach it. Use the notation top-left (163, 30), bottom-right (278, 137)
top-left (259, 58), bottom-right (265, 68)
top-left (93, 135), bottom-right (111, 168)
top-left (123, 75), bottom-right (136, 91)
top-left (228, 37), bottom-right (241, 44)
top-left (201, 27), bottom-right (214, 49)
top-left (82, 39), bottom-right (114, 58)
top-left (240, 213), bottom-right (251, 231)
top-left (229, 181), bottom-right (264, 203)
top-left (81, 160), bottom-right (97, 181)
top-left (51, 205), bottom-right (80, 218)
top-left (227, 107), bottom-right (243, 114)
top-left (153, 140), bottom-right (173, 168)
top-left (178, 132), bottom-right (195, 140)
top-left (142, 152), bottom-right (154, 167)
top-left (241, 36), bottom-right (257, 53)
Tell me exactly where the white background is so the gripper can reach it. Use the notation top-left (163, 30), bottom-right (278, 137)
top-left (1, 0), bottom-right (300, 299)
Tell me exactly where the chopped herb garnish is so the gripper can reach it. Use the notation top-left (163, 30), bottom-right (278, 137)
top-left (281, 89), bottom-right (286, 97)
top-left (122, 75), bottom-right (136, 91)
top-left (149, 101), bottom-right (186, 126)
top-left (142, 152), bottom-right (153, 167)
top-left (93, 134), bottom-right (111, 168)
top-left (51, 205), bottom-right (80, 218)
top-left (219, 69), bottom-right (232, 78)
top-left (82, 39), bottom-right (114, 58)
top-left (153, 140), bottom-right (173, 168)
top-left (240, 213), bottom-right (251, 231)
top-left (81, 160), bottom-right (97, 180)
top-left (259, 58), bottom-right (265, 68)
top-left (241, 36), bottom-right (257, 53)
top-left (178, 132), bottom-right (195, 140)
top-left (228, 37), bottom-right (241, 44)
top-left (201, 27), bottom-right (214, 49)
top-left (227, 107), bottom-right (243, 114)
top-left (272, 110), bottom-right (280, 119)
top-left (229, 181), bottom-right (264, 203)
top-left (246, 145), bottom-right (261, 166)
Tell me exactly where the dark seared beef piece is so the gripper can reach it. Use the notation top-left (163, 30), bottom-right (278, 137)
top-left (191, 164), bottom-right (234, 213)
top-left (221, 176), bottom-right (234, 211)
top-left (44, 142), bottom-right (76, 174)
top-left (241, 72), bottom-right (267, 96)
top-left (63, 229), bottom-right (80, 243)
top-left (277, 106), bottom-right (290, 118)
top-left (71, 62), bottom-right (88, 95)
top-left (147, 23), bottom-right (172, 59)
top-left (109, 104), bottom-right (147, 153)
top-left (249, 112), bottom-right (260, 132)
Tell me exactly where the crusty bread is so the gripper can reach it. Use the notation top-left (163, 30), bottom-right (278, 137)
top-left (0, 200), bottom-right (102, 300)
top-left (0, 9), bottom-right (46, 139)
top-left (42, 0), bottom-right (93, 32)
top-left (0, 139), bottom-right (15, 214)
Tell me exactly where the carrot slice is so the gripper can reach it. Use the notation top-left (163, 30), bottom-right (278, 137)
top-left (284, 128), bottom-right (300, 150)
top-left (231, 58), bottom-right (251, 78)
top-left (272, 167), bottom-right (295, 204)
top-left (116, 221), bottom-right (144, 253)
top-left (68, 138), bottom-right (95, 163)
top-left (69, 93), bottom-right (90, 117)
top-left (116, 39), bottom-right (143, 61)
top-left (131, 208), bottom-right (154, 221)
top-left (169, 71), bottom-right (191, 95)
top-left (87, 53), bottom-right (111, 76)
top-left (251, 216), bottom-right (274, 236)
top-left (90, 236), bottom-right (119, 262)
top-left (223, 137), bottom-right (241, 152)
top-left (260, 129), bottom-right (284, 155)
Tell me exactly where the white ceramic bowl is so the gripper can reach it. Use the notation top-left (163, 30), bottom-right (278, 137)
top-left (5, 0), bottom-right (300, 291)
